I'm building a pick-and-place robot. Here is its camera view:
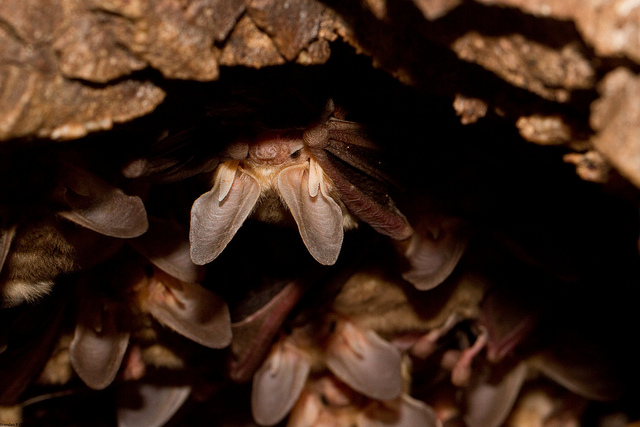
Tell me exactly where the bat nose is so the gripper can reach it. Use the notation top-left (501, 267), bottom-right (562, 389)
top-left (249, 139), bottom-right (289, 165)
top-left (252, 143), bottom-right (279, 160)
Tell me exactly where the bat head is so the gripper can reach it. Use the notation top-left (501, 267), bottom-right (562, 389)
top-left (247, 131), bottom-right (306, 167)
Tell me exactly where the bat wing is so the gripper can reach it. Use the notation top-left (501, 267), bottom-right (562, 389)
top-left (144, 269), bottom-right (232, 349)
top-left (69, 289), bottom-right (130, 390)
top-left (306, 145), bottom-right (413, 242)
top-left (190, 164), bottom-right (260, 265)
top-left (117, 382), bottom-right (191, 427)
top-left (251, 340), bottom-right (311, 426)
top-left (278, 162), bottom-right (343, 265)
top-left (56, 164), bottom-right (148, 238)
top-left (325, 320), bottom-right (403, 401)
top-left (228, 281), bottom-right (306, 383)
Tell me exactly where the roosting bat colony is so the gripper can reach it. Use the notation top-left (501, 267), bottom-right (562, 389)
top-left (2, 1), bottom-right (640, 426)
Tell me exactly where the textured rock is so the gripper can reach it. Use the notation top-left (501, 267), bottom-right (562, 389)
top-left (219, 15), bottom-right (285, 67)
top-left (0, 63), bottom-right (165, 140)
top-left (475, 0), bottom-right (640, 64)
top-left (247, 0), bottom-right (325, 61)
top-left (451, 32), bottom-right (595, 102)
top-left (591, 68), bottom-right (640, 188)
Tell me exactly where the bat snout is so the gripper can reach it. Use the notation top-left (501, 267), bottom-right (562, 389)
top-left (251, 142), bottom-right (280, 161)
top-left (249, 139), bottom-right (297, 166)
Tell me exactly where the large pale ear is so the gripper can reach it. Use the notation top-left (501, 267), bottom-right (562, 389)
top-left (325, 321), bottom-right (402, 401)
top-left (56, 164), bottom-right (148, 238)
top-left (141, 268), bottom-right (232, 349)
top-left (278, 162), bottom-right (343, 266)
top-left (0, 224), bottom-right (16, 274)
top-left (69, 290), bottom-right (130, 390)
top-left (399, 217), bottom-right (468, 291)
top-left (463, 362), bottom-right (528, 427)
top-left (117, 382), bottom-right (191, 427)
top-left (359, 394), bottom-right (440, 427)
top-left (129, 217), bottom-right (203, 283)
top-left (190, 165), bottom-right (260, 265)
top-left (251, 340), bottom-right (311, 426)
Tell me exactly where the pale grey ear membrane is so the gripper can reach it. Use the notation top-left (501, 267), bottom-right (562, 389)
top-left (325, 321), bottom-right (403, 401)
top-left (251, 340), bottom-right (311, 426)
top-left (69, 289), bottom-right (130, 390)
top-left (400, 217), bottom-right (468, 291)
top-left (189, 162), bottom-right (260, 265)
top-left (278, 161), bottom-right (343, 266)
top-left (139, 269), bottom-right (232, 349)
top-left (117, 382), bottom-right (191, 427)
top-left (57, 164), bottom-right (148, 238)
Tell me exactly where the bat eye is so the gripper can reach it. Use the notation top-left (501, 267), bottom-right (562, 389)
top-left (290, 149), bottom-right (302, 159)
top-left (143, 264), bottom-right (154, 278)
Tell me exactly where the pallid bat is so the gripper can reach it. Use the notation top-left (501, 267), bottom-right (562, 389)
top-left (458, 277), bottom-right (624, 427)
top-left (190, 99), bottom-right (413, 266)
top-left (250, 318), bottom-right (405, 426)
top-left (0, 162), bottom-right (148, 307)
top-left (69, 222), bottom-right (231, 391)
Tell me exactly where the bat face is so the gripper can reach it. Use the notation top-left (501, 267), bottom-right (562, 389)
top-left (190, 100), bottom-right (413, 267)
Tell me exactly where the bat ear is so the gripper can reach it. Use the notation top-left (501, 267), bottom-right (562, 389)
top-left (399, 217), bottom-right (468, 290)
top-left (462, 362), bottom-right (528, 427)
top-left (140, 268), bottom-right (232, 349)
top-left (251, 340), bottom-right (311, 426)
top-left (278, 161), bottom-right (344, 265)
top-left (190, 162), bottom-right (260, 265)
top-left (117, 382), bottom-right (191, 427)
top-left (0, 224), bottom-right (16, 274)
top-left (325, 320), bottom-right (403, 401)
top-left (129, 217), bottom-right (203, 283)
top-left (359, 395), bottom-right (440, 427)
top-left (69, 288), bottom-right (130, 390)
top-left (56, 164), bottom-right (148, 238)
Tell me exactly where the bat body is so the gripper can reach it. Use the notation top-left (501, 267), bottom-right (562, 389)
top-left (190, 100), bottom-right (412, 266)
top-left (0, 160), bottom-right (148, 307)
top-left (69, 220), bottom-right (231, 391)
